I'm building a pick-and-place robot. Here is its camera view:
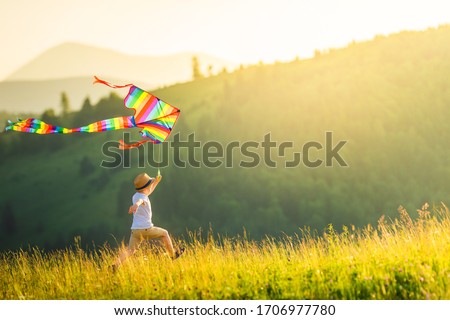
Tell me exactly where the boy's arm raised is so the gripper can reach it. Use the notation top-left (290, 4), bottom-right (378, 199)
top-left (147, 175), bottom-right (162, 196)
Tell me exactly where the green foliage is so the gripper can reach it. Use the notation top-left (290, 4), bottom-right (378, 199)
top-left (79, 156), bottom-right (95, 176)
top-left (1, 26), bottom-right (450, 250)
top-left (192, 55), bottom-right (204, 80)
top-left (1, 201), bottom-right (16, 235)
top-left (60, 92), bottom-right (71, 118)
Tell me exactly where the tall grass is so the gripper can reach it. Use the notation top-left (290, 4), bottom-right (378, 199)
top-left (2, 204), bottom-right (450, 299)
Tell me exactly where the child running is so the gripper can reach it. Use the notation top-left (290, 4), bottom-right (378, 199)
top-left (114, 172), bottom-right (184, 269)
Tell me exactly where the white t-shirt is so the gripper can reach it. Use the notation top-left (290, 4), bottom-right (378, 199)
top-left (130, 192), bottom-right (153, 229)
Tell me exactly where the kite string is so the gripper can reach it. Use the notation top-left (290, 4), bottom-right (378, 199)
top-left (157, 143), bottom-right (162, 177)
top-left (155, 98), bottom-right (163, 178)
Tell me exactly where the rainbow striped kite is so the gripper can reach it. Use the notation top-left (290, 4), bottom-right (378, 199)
top-left (4, 77), bottom-right (181, 149)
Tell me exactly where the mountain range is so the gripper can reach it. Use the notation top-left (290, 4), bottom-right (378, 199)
top-left (0, 42), bottom-right (238, 114)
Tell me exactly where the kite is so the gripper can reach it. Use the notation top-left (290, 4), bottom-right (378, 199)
top-left (4, 76), bottom-right (181, 149)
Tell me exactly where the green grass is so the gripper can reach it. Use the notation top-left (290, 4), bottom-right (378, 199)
top-left (2, 204), bottom-right (450, 299)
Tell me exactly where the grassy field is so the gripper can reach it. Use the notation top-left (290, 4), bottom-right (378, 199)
top-left (1, 203), bottom-right (450, 300)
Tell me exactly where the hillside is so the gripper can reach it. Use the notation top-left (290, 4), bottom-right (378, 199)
top-left (1, 25), bottom-right (450, 251)
top-left (0, 42), bottom-right (238, 114)
top-left (0, 77), bottom-right (132, 114)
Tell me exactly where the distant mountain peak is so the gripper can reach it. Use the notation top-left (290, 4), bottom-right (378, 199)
top-left (6, 42), bottom-right (238, 86)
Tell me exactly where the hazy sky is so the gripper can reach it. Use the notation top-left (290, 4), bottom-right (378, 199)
top-left (0, 0), bottom-right (449, 80)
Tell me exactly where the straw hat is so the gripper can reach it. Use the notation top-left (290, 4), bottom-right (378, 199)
top-left (134, 173), bottom-right (152, 190)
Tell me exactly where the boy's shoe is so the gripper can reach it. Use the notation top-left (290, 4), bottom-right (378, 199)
top-left (172, 247), bottom-right (185, 260)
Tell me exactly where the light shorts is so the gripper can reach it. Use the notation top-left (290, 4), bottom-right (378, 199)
top-left (128, 227), bottom-right (168, 251)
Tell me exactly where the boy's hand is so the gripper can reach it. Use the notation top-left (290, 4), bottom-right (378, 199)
top-left (128, 204), bottom-right (138, 214)
top-left (156, 175), bottom-right (162, 182)
top-left (128, 200), bottom-right (145, 214)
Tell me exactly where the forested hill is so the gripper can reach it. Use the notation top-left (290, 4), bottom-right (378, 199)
top-left (1, 25), bottom-right (450, 250)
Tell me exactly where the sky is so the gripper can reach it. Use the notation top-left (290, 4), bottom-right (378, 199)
top-left (0, 0), bottom-right (449, 80)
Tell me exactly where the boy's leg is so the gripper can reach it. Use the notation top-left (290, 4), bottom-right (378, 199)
top-left (115, 230), bottom-right (142, 267)
top-left (128, 229), bottom-right (144, 253)
top-left (143, 227), bottom-right (176, 258)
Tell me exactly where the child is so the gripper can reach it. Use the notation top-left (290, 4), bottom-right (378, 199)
top-left (114, 172), bottom-right (184, 268)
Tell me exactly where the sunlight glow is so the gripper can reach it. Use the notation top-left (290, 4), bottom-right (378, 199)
top-left (0, 0), bottom-right (449, 79)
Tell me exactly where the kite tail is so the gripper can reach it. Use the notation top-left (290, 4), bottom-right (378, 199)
top-left (93, 76), bottom-right (133, 89)
top-left (5, 118), bottom-right (71, 134)
top-left (5, 116), bottom-right (135, 135)
top-left (118, 139), bottom-right (149, 150)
